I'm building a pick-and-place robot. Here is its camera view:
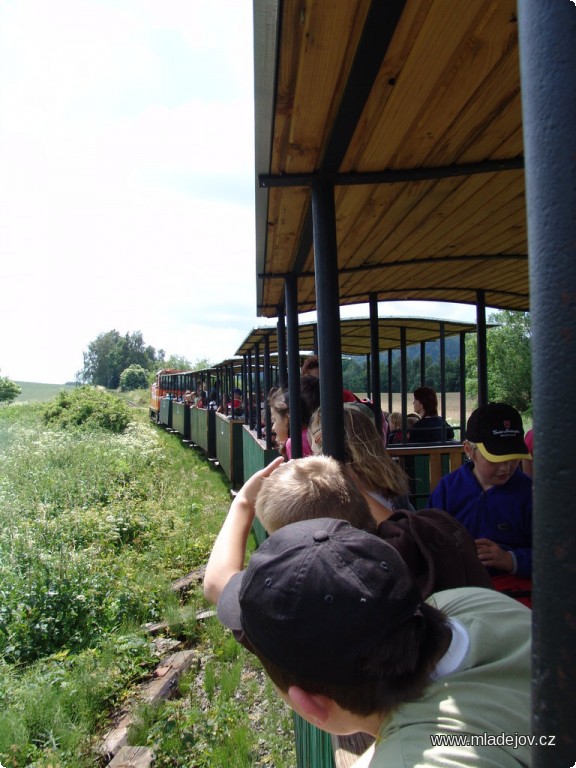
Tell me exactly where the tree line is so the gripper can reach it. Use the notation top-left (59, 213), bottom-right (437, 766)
top-left (341, 310), bottom-right (532, 414)
top-left (2, 309), bottom-right (524, 409)
top-left (75, 330), bottom-right (207, 391)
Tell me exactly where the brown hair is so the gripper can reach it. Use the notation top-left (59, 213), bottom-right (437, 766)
top-left (342, 407), bottom-right (410, 498)
top-left (252, 602), bottom-right (450, 717)
top-left (413, 386), bottom-right (438, 417)
top-left (268, 377), bottom-right (320, 429)
top-left (301, 355), bottom-right (319, 376)
top-left (255, 455), bottom-right (377, 534)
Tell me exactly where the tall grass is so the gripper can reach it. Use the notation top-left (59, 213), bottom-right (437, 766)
top-left (0, 397), bottom-right (295, 767)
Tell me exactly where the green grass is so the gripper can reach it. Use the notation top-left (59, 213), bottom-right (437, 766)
top-left (14, 381), bottom-right (77, 403)
top-left (0, 395), bottom-right (295, 767)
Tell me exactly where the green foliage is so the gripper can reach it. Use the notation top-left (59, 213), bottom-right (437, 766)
top-left (128, 631), bottom-right (295, 768)
top-left (161, 353), bottom-right (193, 370)
top-left (120, 363), bottom-right (151, 391)
top-left (78, 329), bottom-right (163, 388)
top-left (42, 386), bottom-right (131, 433)
top-left (0, 405), bottom-right (250, 768)
top-left (465, 311), bottom-right (532, 413)
top-left (0, 372), bottom-right (21, 404)
top-left (0, 636), bottom-right (155, 767)
top-left (341, 338), bottom-right (462, 394)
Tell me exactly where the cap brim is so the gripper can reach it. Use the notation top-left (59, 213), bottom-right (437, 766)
top-left (216, 570), bottom-right (245, 631)
top-left (475, 442), bottom-right (531, 462)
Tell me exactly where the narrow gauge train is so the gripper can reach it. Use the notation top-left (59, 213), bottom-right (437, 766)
top-left (149, 351), bottom-right (464, 512)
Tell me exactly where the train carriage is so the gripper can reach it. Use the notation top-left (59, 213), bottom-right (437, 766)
top-left (151, 1), bottom-right (575, 765)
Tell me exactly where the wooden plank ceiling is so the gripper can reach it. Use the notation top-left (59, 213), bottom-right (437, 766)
top-left (235, 317), bottom-right (481, 357)
top-left (254, 0), bottom-right (528, 318)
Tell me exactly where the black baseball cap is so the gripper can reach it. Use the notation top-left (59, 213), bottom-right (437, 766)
top-left (466, 402), bottom-right (530, 461)
top-left (217, 518), bottom-right (423, 685)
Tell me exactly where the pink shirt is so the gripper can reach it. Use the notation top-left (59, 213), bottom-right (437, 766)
top-left (285, 428), bottom-right (312, 459)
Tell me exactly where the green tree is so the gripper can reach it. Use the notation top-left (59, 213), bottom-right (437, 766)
top-left (465, 311), bottom-right (531, 412)
top-left (78, 330), bottom-right (162, 389)
top-left (119, 364), bottom-right (150, 391)
top-left (0, 372), bottom-right (21, 404)
top-left (160, 354), bottom-right (193, 371)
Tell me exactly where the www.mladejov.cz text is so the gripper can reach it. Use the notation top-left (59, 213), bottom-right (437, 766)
top-left (429, 733), bottom-right (555, 749)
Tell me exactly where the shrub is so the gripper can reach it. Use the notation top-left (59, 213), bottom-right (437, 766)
top-left (43, 387), bottom-right (131, 433)
top-left (120, 364), bottom-right (150, 392)
top-left (0, 374), bottom-right (21, 404)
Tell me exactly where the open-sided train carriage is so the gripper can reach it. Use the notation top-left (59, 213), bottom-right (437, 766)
top-left (152, 1), bottom-right (574, 764)
top-left (251, 1), bottom-right (575, 766)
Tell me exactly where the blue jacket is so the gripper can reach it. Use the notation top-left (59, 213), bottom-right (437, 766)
top-left (429, 462), bottom-right (532, 578)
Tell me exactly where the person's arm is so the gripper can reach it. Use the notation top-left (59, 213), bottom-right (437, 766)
top-left (203, 456), bottom-right (285, 604)
top-left (475, 539), bottom-right (532, 577)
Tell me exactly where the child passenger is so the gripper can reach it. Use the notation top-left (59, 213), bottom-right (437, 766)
top-left (429, 402), bottom-right (532, 604)
top-left (215, 517), bottom-right (532, 768)
top-left (203, 454), bottom-right (491, 610)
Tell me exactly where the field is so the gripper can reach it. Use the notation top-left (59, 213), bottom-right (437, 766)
top-left (356, 392), bottom-right (476, 428)
top-left (15, 380), bottom-right (77, 402)
top-left (0, 396), bottom-right (294, 768)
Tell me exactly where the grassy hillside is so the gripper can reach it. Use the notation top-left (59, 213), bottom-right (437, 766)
top-left (15, 381), bottom-right (77, 402)
top-left (0, 400), bottom-right (294, 767)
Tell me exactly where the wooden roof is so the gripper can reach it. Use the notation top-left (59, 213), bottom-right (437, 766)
top-left (254, 0), bottom-right (528, 318)
top-left (236, 316), bottom-right (481, 357)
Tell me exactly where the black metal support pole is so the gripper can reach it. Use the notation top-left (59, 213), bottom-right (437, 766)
top-left (369, 293), bottom-right (383, 434)
top-left (476, 289), bottom-right (488, 406)
top-left (519, 4), bottom-right (576, 765)
top-left (245, 353), bottom-right (252, 425)
top-left (277, 312), bottom-right (288, 387)
top-left (311, 178), bottom-right (345, 460)
top-left (263, 336), bottom-right (271, 449)
top-left (439, 321), bottom-right (447, 442)
top-left (228, 365), bottom-right (234, 418)
top-left (400, 327), bottom-right (408, 441)
top-left (459, 332), bottom-right (466, 442)
top-left (388, 350), bottom-right (393, 413)
top-left (285, 274), bottom-right (302, 458)
top-left (254, 343), bottom-right (261, 435)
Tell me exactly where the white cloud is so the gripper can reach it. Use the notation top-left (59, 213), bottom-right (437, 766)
top-left (0, 0), bottom-right (258, 384)
top-left (0, 0), bottom-right (484, 387)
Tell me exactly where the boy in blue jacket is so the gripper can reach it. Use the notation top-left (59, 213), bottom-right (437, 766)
top-left (429, 403), bottom-right (532, 587)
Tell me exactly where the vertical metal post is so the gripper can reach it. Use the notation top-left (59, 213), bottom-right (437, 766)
top-left (228, 364), bottom-right (234, 417)
top-left (476, 289), bottom-right (488, 406)
top-left (400, 327), bottom-right (408, 440)
top-left (263, 335), bottom-right (271, 448)
top-left (369, 293), bottom-right (383, 433)
top-left (245, 353), bottom-right (252, 425)
top-left (254, 343), bottom-right (261, 435)
top-left (277, 312), bottom-right (288, 387)
top-left (519, 4), bottom-right (576, 765)
top-left (439, 321), bottom-right (447, 441)
top-left (285, 274), bottom-right (302, 457)
top-left (311, 178), bottom-right (345, 460)
top-left (387, 350), bottom-right (393, 413)
top-left (459, 332), bottom-right (466, 442)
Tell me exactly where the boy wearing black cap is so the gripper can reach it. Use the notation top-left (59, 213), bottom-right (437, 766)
top-left (217, 518), bottom-right (531, 767)
top-left (429, 402), bottom-right (532, 589)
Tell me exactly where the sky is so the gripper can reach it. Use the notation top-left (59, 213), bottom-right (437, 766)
top-left (0, 0), bottom-right (476, 385)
